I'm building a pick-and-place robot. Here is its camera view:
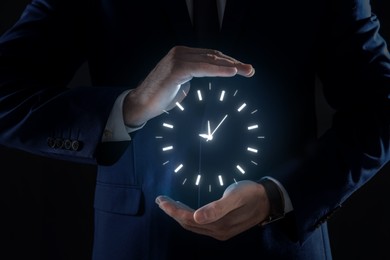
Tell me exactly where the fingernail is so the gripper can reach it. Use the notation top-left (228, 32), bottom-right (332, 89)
top-left (155, 197), bottom-right (161, 205)
top-left (248, 67), bottom-right (255, 76)
top-left (194, 211), bottom-right (208, 224)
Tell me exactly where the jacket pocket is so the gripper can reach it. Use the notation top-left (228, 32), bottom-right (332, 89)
top-left (94, 182), bottom-right (142, 215)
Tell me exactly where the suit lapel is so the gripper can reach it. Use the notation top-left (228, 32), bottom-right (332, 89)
top-left (161, 0), bottom-right (249, 48)
top-left (220, 0), bottom-right (249, 51)
top-left (162, 0), bottom-right (195, 45)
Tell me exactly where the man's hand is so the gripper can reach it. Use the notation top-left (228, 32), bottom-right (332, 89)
top-left (155, 180), bottom-right (270, 241)
top-left (123, 46), bottom-right (255, 127)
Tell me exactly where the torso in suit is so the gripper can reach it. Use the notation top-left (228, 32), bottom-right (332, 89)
top-left (0, 0), bottom-right (389, 259)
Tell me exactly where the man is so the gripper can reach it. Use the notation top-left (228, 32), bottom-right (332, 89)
top-left (0, 0), bottom-right (389, 259)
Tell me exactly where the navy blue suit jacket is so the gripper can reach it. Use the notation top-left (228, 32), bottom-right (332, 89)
top-left (1, 0), bottom-right (389, 259)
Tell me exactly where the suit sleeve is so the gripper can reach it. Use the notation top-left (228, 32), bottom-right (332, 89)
top-left (0, 0), bottom-right (128, 164)
top-left (273, 0), bottom-right (390, 243)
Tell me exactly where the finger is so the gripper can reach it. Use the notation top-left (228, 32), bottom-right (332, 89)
top-left (238, 64), bottom-right (255, 77)
top-left (189, 63), bottom-right (239, 78)
top-left (174, 46), bottom-right (255, 77)
top-left (156, 195), bottom-right (194, 210)
top-left (155, 196), bottom-right (214, 233)
top-left (164, 82), bottom-right (190, 111)
top-left (193, 182), bottom-right (254, 224)
top-left (201, 49), bottom-right (255, 77)
top-left (155, 197), bottom-right (240, 240)
top-left (173, 46), bottom-right (224, 55)
top-left (176, 81), bottom-right (191, 103)
top-left (175, 200), bottom-right (195, 212)
top-left (212, 52), bottom-right (255, 77)
top-left (193, 196), bottom-right (243, 225)
top-left (180, 52), bottom-right (236, 66)
top-left (156, 196), bottom-right (194, 215)
top-left (184, 52), bottom-right (255, 77)
top-left (175, 46), bottom-right (241, 64)
top-left (166, 60), bottom-right (239, 87)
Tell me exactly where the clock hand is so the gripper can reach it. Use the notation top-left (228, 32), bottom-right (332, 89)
top-left (199, 133), bottom-right (210, 139)
top-left (206, 120), bottom-right (213, 141)
top-left (210, 114), bottom-right (228, 138)
top-left (199, 120), bottom-right (213, 141)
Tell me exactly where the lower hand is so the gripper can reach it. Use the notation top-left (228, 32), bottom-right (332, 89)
top-left (155, 180), bottom-right (270, 241)
top-left (123, 46), bottom-right (255, 127)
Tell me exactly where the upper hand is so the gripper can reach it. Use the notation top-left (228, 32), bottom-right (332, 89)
top-left (123, 46), bottom-right (255, 127)
top-left (155, 180), bottom-right (270, 241)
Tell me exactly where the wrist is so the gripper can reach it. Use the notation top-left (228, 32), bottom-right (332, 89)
top-left (123, 89), bottom-right (148, 127)
top-left (258, 177), bottom-right (286, 225)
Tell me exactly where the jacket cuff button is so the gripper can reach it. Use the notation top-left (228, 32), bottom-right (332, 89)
top-left (71, 140), bottom-right (80, 151)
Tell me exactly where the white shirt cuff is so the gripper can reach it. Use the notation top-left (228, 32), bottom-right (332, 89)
top-left (102, 89), bottom-right (145, 142)
top-left (264, 176), bottom-right (294, 213)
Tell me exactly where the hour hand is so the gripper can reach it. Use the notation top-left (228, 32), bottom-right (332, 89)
top-left (199, 133), bottom-right (213, 141)
top-left (199, 121), bottom-right (213, 141)
top-left (199, 133), bottom-right (210, 140)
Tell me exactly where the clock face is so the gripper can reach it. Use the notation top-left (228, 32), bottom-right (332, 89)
top-left (155, 79), bottom-right (266, 206)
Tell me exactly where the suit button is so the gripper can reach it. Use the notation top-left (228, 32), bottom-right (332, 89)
top-left (71, 140), bottom-right (80, 151)
top-left (64, 139), bottom-right (72, 150)
top-left (54, 138), bottom-right (64, 149)
top-left (47, 137), bottom-right (55, 148)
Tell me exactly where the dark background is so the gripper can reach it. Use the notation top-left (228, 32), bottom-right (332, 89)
top-left (1, 1), bottom-right (389, 259)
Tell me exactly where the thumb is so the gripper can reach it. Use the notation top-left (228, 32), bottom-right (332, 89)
top-left (193, 182), bottom-right (247, 224)
top-left (164, 81), bottom-right (191, 111)
top-left (193, 199), bottom-right (231, 224)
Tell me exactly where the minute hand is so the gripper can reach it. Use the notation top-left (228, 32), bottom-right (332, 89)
top-left (211, 114), bottom-right (228, 137)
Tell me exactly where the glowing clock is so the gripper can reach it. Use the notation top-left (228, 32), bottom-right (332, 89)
top-left (155, 79), bottom-right (266, 205)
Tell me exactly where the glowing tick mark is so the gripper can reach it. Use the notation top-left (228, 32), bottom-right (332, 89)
top-left (233, 90), bottom-right (238, 96)
top-left (218, 175), bottom-right (224, 186)
top-left (162, 146), bottom-right (173, 151)
top-left (174, 164), bottom-right (183, 173)
top-left (237, 103), bottom-right (247, 112)
top-left (251, 161), bottom-right (258, 165)
top-left (248, 125), bottom-right (258, 130)
top-left (197, 90), bottom-right (203, 101)
top-left (219, 90), bottom-right (226, 101)
top-left (162, 161), bottom-right (169, 165)
top-left (176, 102), bottom-right (184, 111)
top-left (162, 110), bottom-right (169, 114)
top-left (155, 136), bottom-right (163, 139)
top-left (195, 174), bottom-right (201, 185)
top-left (251, 109), bottom-right (258, 114)
top-left (247, 147), bottom-right (258, 153)
top-left (209, 185), bottom-right (212, 192)
top-left (236, 165), bottom-right (245, 174)
top-left (182, 178), bottom-right (187, 185)
top-left (163, 123), bottom-right (173, 128)
top-left (258, 136), bottom-right (265, 139)
top-left (209, 82), bottom-right (212, 90)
